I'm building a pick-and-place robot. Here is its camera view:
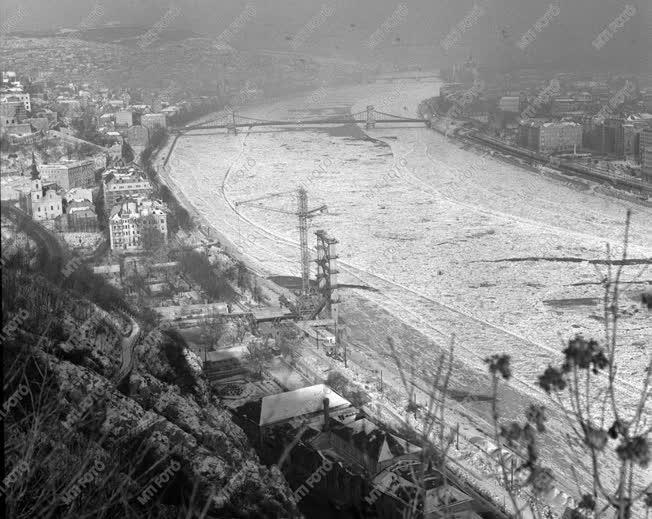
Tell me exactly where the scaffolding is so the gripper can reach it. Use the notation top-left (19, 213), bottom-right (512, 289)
top-left (314, 229), bottom-right (339, 320)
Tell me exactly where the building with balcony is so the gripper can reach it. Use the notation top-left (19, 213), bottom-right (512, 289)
top-left (108, 196), bottom-right (168, 250)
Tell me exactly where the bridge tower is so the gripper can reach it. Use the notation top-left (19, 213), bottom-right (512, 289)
top-left (365, 105), bottom-right (376, 129)
top-left (227, 111), bottom-right (238, 135)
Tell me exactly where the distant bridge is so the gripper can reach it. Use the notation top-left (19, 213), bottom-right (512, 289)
top-left (172, 105), bottom-right (426, 135)
top-left (373, 75), bottom-right (439, 82)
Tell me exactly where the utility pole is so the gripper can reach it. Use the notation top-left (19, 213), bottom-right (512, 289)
top-left (337, 324), bottom-right (347, 368)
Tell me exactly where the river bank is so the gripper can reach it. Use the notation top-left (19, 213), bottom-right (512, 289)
top-left (428, 116), bottom-right (652, 204)
top-left (148, 84), bottom-right (533, 517)
top-left (152, 77), bottom-right (651, 517)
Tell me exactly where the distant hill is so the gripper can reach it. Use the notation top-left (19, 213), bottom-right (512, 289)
top-left (2, 0), bottom-right (648, 72)
top-left (12, 25), bottom-right (198, 47)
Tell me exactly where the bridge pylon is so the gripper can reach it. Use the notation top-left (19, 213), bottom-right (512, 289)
top-left (365, 105), bottom-right (376, 129)
top-left (227, 111), bottom-right (238, 135)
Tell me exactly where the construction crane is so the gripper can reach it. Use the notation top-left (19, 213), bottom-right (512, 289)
top-left (235, 187), bottom-right (327, 296)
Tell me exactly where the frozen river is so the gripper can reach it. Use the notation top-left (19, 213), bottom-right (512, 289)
top-left (163, 78), bottom-right (650, 502)
top-left (167, 78), bottom-right (650, 381)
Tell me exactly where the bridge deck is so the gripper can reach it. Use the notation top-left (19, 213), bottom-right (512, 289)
top-left (180, 118), bottom-right (424, 131)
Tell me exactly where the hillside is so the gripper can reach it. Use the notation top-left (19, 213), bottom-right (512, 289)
top-left (1, 231), bottom-right (300, 518)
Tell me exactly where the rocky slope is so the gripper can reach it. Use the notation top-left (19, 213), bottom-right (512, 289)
top-left (2, 263), bottom-right (301, 519)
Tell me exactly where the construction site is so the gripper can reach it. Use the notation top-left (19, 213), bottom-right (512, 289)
top-left (196, 185), bottom-right (349, 386)
top-left (235, 187), bottom-right (342, 343)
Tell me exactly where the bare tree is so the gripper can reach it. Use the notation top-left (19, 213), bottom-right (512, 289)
top-left (244, 337), bottom-right (273, 379)
top-left (276, 322), bottom-right (300, 365)
top-left (485, 211), bottom-right (650, 519)
top-left (140, 227), bottom-right (166, 253)
top-left (199, 310), bottom-right (225, 351)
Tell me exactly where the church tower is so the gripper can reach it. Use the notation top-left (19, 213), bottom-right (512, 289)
top-left (30, 153), bottom-right (42, 196)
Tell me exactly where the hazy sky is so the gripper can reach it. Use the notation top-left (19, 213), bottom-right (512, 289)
top-left (1, 0), bottom-right (649, 71)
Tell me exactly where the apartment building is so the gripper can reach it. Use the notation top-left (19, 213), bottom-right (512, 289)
top-left (642, 128), bottom-right (652, 182)
top-left (141, 113), bottom-right (167, 131)
top-left (519, 120), bottom-right (583, 154)
top-left (0, 100), bottom-right (26, 126)
top-left (102, 164), bottom-right (153, 209)
top-left (38, 159), bottom-right (96, 190)
top-left (108, 196), bottom-right (168, 250)
top-left (1, 91), bottom-right (31, 112)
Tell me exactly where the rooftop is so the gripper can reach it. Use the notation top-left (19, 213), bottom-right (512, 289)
top-left (259, 383), bottom-right (351, 427)
top-left (205, 345), bottom-right (248, 363)
top-left (109, 195), bottom-right (166, 219)
top-left (103, 164), bottom-right (149, 184)
top-left (315, 415), bottom-right (422, 467)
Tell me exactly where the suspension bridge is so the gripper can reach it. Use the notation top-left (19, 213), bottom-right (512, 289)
top-left (173, 105), bottom-right (425, 134)
top-left (161, 104), bottom-right (427, 166)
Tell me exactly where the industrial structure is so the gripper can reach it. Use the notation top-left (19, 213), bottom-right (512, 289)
top-left (234, 187), bottom-right (340, 327)
top-left (314, 229), bottom-right (339, 320)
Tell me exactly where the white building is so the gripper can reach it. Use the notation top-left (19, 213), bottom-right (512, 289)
top-left (0, 176), bottom-right (31, 201)
top-left (1, 91), bottom-right (31, 112)
top-left (38, 159), bottom-right (96, 191)
top-left (64, 187), bottom-right (95, 204)
top-left (21, 175), bottom-right (63, 221)
top-left (102, 164), bottom-right (153, 209)
top-left (537, 121), bottom-right (583, 154)
top-left (108, 196), bottom-right (168, 250)
top-left (2, 71), bottom-right (17, 85)
top-left (141, 113), bottom-right (167, 131)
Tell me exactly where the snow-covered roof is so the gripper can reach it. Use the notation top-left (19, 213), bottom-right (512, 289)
top-left (259, 384), bottom-right (351, 427)
top-left (205, 345), bottom-right (248, 363)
